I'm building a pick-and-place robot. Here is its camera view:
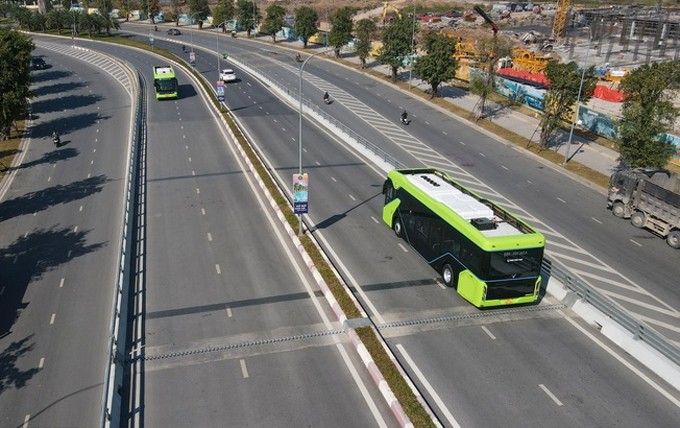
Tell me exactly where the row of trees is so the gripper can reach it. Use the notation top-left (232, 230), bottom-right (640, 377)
top-left (0, 29), bottom-right (33, 141)
top-left (7, 0), bottom-right (120, 36)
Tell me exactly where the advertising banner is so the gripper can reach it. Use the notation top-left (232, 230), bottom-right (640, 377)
top-left (293, 174), bottom-right (309, 214)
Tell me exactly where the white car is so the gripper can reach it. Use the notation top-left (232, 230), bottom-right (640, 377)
top-left (219, 69), bottom-right (237, 82)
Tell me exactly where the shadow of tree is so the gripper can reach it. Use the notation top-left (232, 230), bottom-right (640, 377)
top-left (31, 81), bottom-right (87, 98)
top-left (30, 70), bottom-right (74, 84)
top-left (31, 94), bottom-right (104, 116)
top-left (10, 147), bottom-right (79, 171)
top-left (0, 335), bottom-right (39, 394)
top-left (0, 175), bottom-right (109, 222)
top-left (31, 112), bottom-right (109, 140)
top-left (0, 226), bottom-right (106, 337)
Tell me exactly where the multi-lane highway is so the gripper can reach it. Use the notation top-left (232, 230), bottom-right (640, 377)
top-left (0, 45), bottom-right (133, 426)
top-left (2, 24), bottom-right (679, 427)
top-left (115, 23), bottom-right (680, 426)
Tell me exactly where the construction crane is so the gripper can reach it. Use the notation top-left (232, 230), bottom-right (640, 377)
top-left (552, 0), bottom-right (570, 41)
top-left (382, 1), bottom-right (402, 24)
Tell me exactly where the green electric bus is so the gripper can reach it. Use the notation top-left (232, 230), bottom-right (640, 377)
top-left (382, 168), bottom-right (545, 308)
top-left (152, 65), bottom-right (178, 99)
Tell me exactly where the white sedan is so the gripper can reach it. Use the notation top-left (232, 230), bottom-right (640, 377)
top-left (219, 69), bottom-right (237, 82)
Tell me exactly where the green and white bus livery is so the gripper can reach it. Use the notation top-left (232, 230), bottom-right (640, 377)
top-left (153, 65), bottom-right (178, 99)
top-left (382, 168), bottom-right (545, 308)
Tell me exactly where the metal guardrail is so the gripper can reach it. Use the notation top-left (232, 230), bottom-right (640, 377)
top-left (228, 52), bottom-right (680, 369)
top-left (101, 67), bottom-right (143, 427)
top-left (542, 259), bottom-right (680, 365)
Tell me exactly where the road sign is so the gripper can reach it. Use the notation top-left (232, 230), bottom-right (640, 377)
top-left (293, 174), bottom-right (309, 214)
top-left (149, 37), bottom-right (154, 45)
top-left (189, 51), bottom-right (195, 65)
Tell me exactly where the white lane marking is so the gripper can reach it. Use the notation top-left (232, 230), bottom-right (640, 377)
top-left (87, 173), bottom-right (91, 178)
top-left (527, 180), bottom-right (532, 184)
top-left (226, 308), bottom-right (232, 317)
top-left (215, 264), bottom-right (221, 275)
top-left (196, 188), bottom-right (200, 194)
top-left (207, 233), bottom-right (213, 241)
top-left (303, 148), bottom-right (307, 153)
top-left (481, 326), bottom-right (496, 340)
top-left (315, 161), bottom-right (320, 166)
top-left (564, 315), bottom-right (680, 407)
top-left (50, 313), bottom-right (56, 325)
top-left (459, 141), bottom-right (466, 145)
top-left (79, 205), bottom-right (83, 212)
top-left (24, 231), bottom-right (29, 238)
top-left (192, 170), bottom-right (196, 176)
top-left (442, 131), bottom-right (448, 136)
top-left (556, 197), bottom-right (566, 204)
top-left (591, 217), bottom-right (602, 224)
top-left (93, 148), bottom-right (96, 153)
top-left (479, 153), bottom-right (486, 157)
top-left (398, 243), bottom-right (409, 252)
top-left (349, 194), bottom-right (356, 201)
top-left (397, 344), bottom-right (462, 428)
top-left (501, 165), bottom-right (509, 170)
top-left (630, 239), bottom-right (642, 247)
top-left (201, 208), bottom-right (206, 215)
top-left (23, 414), bottom-right (29, 428)
top-left (47, 176), bottom-right (51, 182)
top-left (90, 160), bottom-right (94, 165)
top-left (73, 226), bottom-right (78, 233)
top-left (188, 157), bottom-right (192, 162)
top-left (59, 278), bottom-right (64, 288)
top-left (53, 164), bottom-right (56, 168)
top-left (331, 176), bottom-right (337, 182)
top-left (13, 256), bottom-right (18, 264)
top-left (240, 359), bottom-right (249, 378)
top-left (371, 216), bottom-right (380, 224)
top-left (539, 384), bottom-right (563, 406)
top-left (67, 250), bottom-right (72, 258)
top-left (39, 358), bottom-right (45, 369)
top-left (33, 212), bottom-right (36, 216)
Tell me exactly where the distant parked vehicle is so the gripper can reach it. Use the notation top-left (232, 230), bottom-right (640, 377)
top-left (167, 28), bottom-right (181, 35)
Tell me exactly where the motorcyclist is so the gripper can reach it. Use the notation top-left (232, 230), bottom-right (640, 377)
top-left (323, 92), bottom-right (330, 103)
top-left (181, 44), bottom-right (186, 52)
top-left (400, 110), bottom-right (408, 123)
top-left (52, 131), bottom-right (60, 145)
top-left (154, 25), bottom-right (158, 31)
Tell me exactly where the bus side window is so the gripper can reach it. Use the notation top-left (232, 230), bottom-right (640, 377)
top-left (383, 180), bottom-right (395, 204)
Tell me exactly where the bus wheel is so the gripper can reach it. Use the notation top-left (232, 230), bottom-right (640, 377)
top-left (631, 211), bottom-right (646, 228)
top-left (611, 202), bottom-right (625, 218)
top-left (441, 264), bottom-right (456, 288)
top-left (393, 217), bottom-right (404, 238)
top-left (667, 231), bottom-right (680, 249)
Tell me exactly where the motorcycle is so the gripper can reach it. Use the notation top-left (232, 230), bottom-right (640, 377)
top-left (400, 116), bottom-right (410, 125)
top-left (53, 136), bottom-right (60, 147)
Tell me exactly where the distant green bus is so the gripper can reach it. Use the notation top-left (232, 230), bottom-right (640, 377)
top-left (382, 168), bottom-right (545, 308)
top-left (152, 65), bottom-right (178, 99)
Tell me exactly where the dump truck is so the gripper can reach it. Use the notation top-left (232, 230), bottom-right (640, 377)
top-left (607, 169), bottom-right (680, 248)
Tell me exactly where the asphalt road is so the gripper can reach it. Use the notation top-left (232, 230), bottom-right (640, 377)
top-left (42, 35), bottom-right (397, 426)
top-left (123, 25), bottom-right (680, 427)
top-left (0, 45), bottom-right (131, 427)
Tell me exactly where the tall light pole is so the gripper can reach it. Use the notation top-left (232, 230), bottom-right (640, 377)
top-left (563, 27), bottom-right (593, 166)
top-left (297, 47), bottom-right (336, 235)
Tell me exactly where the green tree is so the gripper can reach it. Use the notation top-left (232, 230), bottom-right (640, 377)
top-left (96, 0), bottom-right (120, 35)
top-left (378, 16), bottom-right (413, 83)
top-left (148, 0), bottom-right (160, 24)
top-left (0, 28), bottom-right (34, 140)
top-left (139, 0), bottom-right (148, 20)
top-left (116, 0), bottom-right (132, 22)
top-left (236, 0), bottom-right (258, 37)
top-left (79, 12), bottom-right (102, 37)
top-left (294, 6), bottom-right (318, 49)
top-left (354, 18), bottom-right (376, 69)
top-left (413, 33), bottom-right (457, 99)
top-left (616, 61), bottom-right (680, 168)
top-left (470, 34), bottom-right (513, 119)
top-left (537, 60), bottom-right (596, 151)
top-left (13, 7), bottom-right (33, 30)
top-left (212, 0), bottom-right (235, 32)
top-left (168, 0), bottom-right (181, 26)
top-left (328, 6), bottom-right (354, 58)
top-left (262, 4), bottom-right (285, 42)
top-left (188, 0), bottom-right (210, 29)
top-left (46, 8), bottom-right (70, 34)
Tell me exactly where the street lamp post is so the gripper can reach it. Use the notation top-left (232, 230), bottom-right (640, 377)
top-left (297, 47), bottom-right (336, 235)
top-left (563, 28), bottom-right (593, 166)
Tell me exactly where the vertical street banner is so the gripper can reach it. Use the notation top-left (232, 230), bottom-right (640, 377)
top-left (189, 51), bottom-right (196, 66)
top-left (216, 81), bottom-right (225, 102)
top-left (293, 173), bottom-right (309, 214)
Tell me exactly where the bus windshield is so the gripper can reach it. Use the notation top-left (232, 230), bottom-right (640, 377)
top-left (155, 78), bottom-right (177, 94)
top-left (485, 248), bottom-right (543, 280)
